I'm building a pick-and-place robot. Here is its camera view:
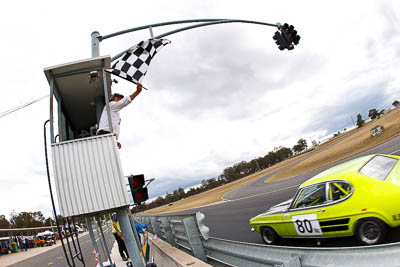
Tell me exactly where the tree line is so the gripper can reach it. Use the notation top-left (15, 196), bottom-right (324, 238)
top-left (132, 139), bottom-right (308, 213)
top-left (0, 211), bottom-right (55, 237)
top-left (356, 100), bottom-right (399, 127)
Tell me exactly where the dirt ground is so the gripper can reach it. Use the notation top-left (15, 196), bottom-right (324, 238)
top-left (141, 108), bottom-right (400, 215)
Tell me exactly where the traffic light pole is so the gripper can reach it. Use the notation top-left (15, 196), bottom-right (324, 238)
top-left (90, 30), bottom-right (143, 267)
top-left (144, 178), bottom-right (155, 188)
top-left (91, 19), bottom-right (279, 61)
top-left (91, 31), bottom-right (100, 57)
top-left (116, 208), bottom-right (144, 267)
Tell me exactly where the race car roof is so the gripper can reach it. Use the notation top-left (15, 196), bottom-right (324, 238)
top-left (301, 154), bottom-right (400, 188)
top-left (302, 155), bottom-right (372, 185)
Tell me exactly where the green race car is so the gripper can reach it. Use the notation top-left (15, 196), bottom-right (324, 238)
top-left (250, 154), bottom-right (400, 245)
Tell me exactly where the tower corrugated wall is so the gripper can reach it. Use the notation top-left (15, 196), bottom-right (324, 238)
top-left (51, 134), bottom-right (130, 216)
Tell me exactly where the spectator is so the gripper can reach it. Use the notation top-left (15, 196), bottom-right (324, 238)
top-left (22, 237), bottom-right (28, 251)
top-left (111, 214), bottom-right (129, 261)
top-left (134, 219), bottom-right (148, 235)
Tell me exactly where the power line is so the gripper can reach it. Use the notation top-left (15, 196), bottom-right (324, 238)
top-left (0, 95), bottom-right (49, 119)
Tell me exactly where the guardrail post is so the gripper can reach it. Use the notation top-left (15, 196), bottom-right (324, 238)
top-left (161, 217), bottom-right (176, 247)
top-left (151, 217), bottom-right (161, 237)
top-left (145, 217), bottom-right (153, 233)
top-left (182, 216), bottom-right (207, 262)
top-left (196, 212), bottom-right (210, 240)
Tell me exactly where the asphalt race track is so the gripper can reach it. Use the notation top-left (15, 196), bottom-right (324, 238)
top-left (169, 135), bottom-right (400, 247)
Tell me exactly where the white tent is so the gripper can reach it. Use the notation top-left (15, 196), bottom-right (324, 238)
top-left (43, 230), bottom-right (54, 235)
top-left (37, 230), bottom-right (54, 237)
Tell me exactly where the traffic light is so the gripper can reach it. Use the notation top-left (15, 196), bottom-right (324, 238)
top-left (133, 188), bottom-right (148, 204)
top-left (128, 174), bottom-right (149, 204)
top-left (280, 23), bottom-right (294, 50)
top-left (273, 23), bottom-right (301, 50)
top-left (272, 31), bottom-right (288, 50)
top-left (291, 30), bottom-right (301, 45)
top-left (284, 23), bottom-right (301, 46)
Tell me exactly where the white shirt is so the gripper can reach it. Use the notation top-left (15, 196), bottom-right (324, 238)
top-left (97, 96), bottom-right (132, 139)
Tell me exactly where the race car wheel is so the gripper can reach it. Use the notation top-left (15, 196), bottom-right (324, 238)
top-left (356, 218), bottom-right (387, 245)
top-left (261, 226), bottom-right (280, 245)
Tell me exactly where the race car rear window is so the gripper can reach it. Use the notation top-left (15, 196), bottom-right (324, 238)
top-left (359, 155), bottom-right (398, 181)
top-left (328, 181), bottom-right (352, 202)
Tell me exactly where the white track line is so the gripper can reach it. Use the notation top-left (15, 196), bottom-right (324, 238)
top-left (223, 183), bottom-right (302, 202)
top-left (390, 148), bottom-right (400, 155)
top-left (94, 226), bottom-right (111, 242)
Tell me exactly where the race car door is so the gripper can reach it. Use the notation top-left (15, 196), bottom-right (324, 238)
top-left (282, 182), bottom-right (328, 237)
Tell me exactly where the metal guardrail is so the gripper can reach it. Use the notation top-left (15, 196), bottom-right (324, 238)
top-left (136, 212), bottom-right (208, 262)
top-left (135, 212), bottom-right (400, 267)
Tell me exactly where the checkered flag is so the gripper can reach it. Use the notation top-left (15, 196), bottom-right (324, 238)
top-left (106, 38), bottom-right (171, 84)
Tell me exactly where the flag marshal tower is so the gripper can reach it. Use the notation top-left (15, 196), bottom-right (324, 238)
top-left (44, 56), bottom-right (131, 217)
top-left (44, 56), bottom-right (145, 267)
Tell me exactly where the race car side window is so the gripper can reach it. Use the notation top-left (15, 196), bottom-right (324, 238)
top-left (291, 183), bottom-right (327, 209)
top-left (359, 155), bottom-right (398, 181)
top-left (328, 181), bottom-right (352, 202)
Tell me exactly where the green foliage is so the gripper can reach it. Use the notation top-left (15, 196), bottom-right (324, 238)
top-left (393, 100), bottom-right (399, 108)
top-left (10, 211), bottom-right (54, 229)
top-left (132, 176), bottom-right (229, 213)
top-left (0, 215), bottom-right (10, 228)
top-left (0, 211), bottom-right (55, 236)
top-left (44, 217), bottom-right (55, 227)
top-left (9, 211), bottom-right (46, 228)
top-left (368, 109), bottom-right (378, 119)
top-left (221, 147), bottom-right (293, 182)
top-left (0, 215), bottom-right (10, 237)
top-left (292, 139), bottom-right (307, 153)
top-left (369, 108), bottom-right (386, 120)
top-left (356, 114), bottom-right (364, 128)
top-left (378, 109), bottom-right (385, 119)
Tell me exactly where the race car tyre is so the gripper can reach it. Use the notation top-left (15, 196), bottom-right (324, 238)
top-left (356, 218), bottom-right (387, 245)
top-left (261, 226), bottom-right (280, 245)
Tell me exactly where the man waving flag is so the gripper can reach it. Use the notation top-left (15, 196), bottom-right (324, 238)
top-left (106, 38), bottom-right (171, 84)
top-left (98, 38), bottom-right (170, 149)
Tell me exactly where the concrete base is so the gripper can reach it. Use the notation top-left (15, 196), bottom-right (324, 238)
top-left (110, 240), bottom-right (125, 266)
top-left (148, 234), bottom-right (211, 267)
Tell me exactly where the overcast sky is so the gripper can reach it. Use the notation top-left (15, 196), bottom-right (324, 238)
top-left (1, 0), bottom-right (399, 219)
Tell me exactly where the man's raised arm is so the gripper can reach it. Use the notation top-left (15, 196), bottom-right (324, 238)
top-left (130, 83), bottom-right (143, 100)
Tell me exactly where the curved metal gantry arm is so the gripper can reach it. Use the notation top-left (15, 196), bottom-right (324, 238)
top-left (96, 19), bottom-right (279, 61)
top-left (99, 19), bottom-right (226, 41)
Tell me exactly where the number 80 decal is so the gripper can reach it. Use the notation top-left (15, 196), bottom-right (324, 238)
top-left (291, 214), bottom-right (322, 236)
